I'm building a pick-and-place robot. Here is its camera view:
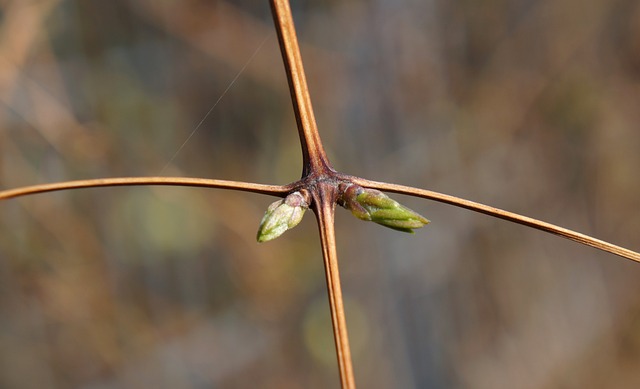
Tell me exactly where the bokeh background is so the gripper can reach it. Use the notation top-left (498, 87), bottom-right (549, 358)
top-left (1, 0), bottom-right (640, 388)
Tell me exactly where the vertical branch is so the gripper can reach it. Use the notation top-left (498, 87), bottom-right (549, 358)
top-left (270, 1), bottom-right (355, 386)
top-left (312, 183), bottom-right (356, 389)
top-left (270, 0), bottom-right (331, 176)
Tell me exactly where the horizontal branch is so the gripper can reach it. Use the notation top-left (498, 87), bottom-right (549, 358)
top-left (0, 177), bottom-right (290, 200)
top-left (355, 178), bottom-right (640, 264)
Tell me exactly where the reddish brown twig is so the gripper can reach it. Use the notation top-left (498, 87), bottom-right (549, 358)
top-left (270, 1), bottom-right (355, 387)
top-left (355, 178), bottom-right (640, 264)
top-left (0, 177), bottom-right (289, 200)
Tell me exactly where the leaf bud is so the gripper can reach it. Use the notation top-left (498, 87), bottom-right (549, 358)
top-left (338, 184), bottom-right (429, 233)
top-left (257, 191), bottom-right (309, 242)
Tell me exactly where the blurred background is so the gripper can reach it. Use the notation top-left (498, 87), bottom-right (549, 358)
top-left (1, 0), bottom-right (640, 388)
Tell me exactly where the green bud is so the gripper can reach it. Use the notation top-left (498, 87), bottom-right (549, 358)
top-left (257, 191), bottom-right (309, 242)
top-left (339, 184), bottom-right (429, 233)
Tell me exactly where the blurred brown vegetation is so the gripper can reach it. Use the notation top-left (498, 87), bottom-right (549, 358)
top-left (1, 0), bottom-right (640, 388)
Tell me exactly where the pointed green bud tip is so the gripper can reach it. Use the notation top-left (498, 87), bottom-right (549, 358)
top-left (257, 191), bottom-right (309, 242)
top-left (338, 184), bottom-right (429, 233)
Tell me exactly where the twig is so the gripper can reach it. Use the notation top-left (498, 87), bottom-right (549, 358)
top-left (270, 0), bottom-right (331, 176)
top-left (0, 177), bottom-right (289, 200)
top-left (312, 183), bottom-right (356, 389)
top-left (356, 178), bottom-right (640, 263)
top-left (271, 1), bottom-right (355, 387)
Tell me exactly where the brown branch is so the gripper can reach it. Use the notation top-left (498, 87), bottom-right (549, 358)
top-left (270, 0), bottom-right (332, 176)
top-left (0, 177), bottom-right (290, 200)
top-left (355, 178), bottom-right (640, 263)
top-left (311, 183), bottom-right (356, 389)
top-left (270, 1), bottom-right (355, 386)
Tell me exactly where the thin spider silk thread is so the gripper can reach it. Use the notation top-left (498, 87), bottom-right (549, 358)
top-left (160, 33), bottom-right (272, 174)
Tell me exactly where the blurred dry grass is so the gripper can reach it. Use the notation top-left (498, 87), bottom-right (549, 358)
top-left (1, 0), bottom-right (639, 388)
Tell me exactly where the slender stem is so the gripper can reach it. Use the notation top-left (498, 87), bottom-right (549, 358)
top-left (270, 0), bottom-right (331, 176)
top-left (270, 1), bottom-right (354, 386)
top-left (0, 177), bottom-right (290, 200)
top-left (356, 178), bottom-right (640, 263)
top-left (312, 183), bottom-right (356, 389)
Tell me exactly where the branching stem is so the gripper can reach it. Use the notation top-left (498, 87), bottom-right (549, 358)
top-left (1, 2), bottom-right (639, 389)
top-left (270, 1), bottom-right (355, 387)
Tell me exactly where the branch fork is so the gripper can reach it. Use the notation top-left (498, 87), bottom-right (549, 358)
top-left (0, 1), bottom-right (639, 388)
